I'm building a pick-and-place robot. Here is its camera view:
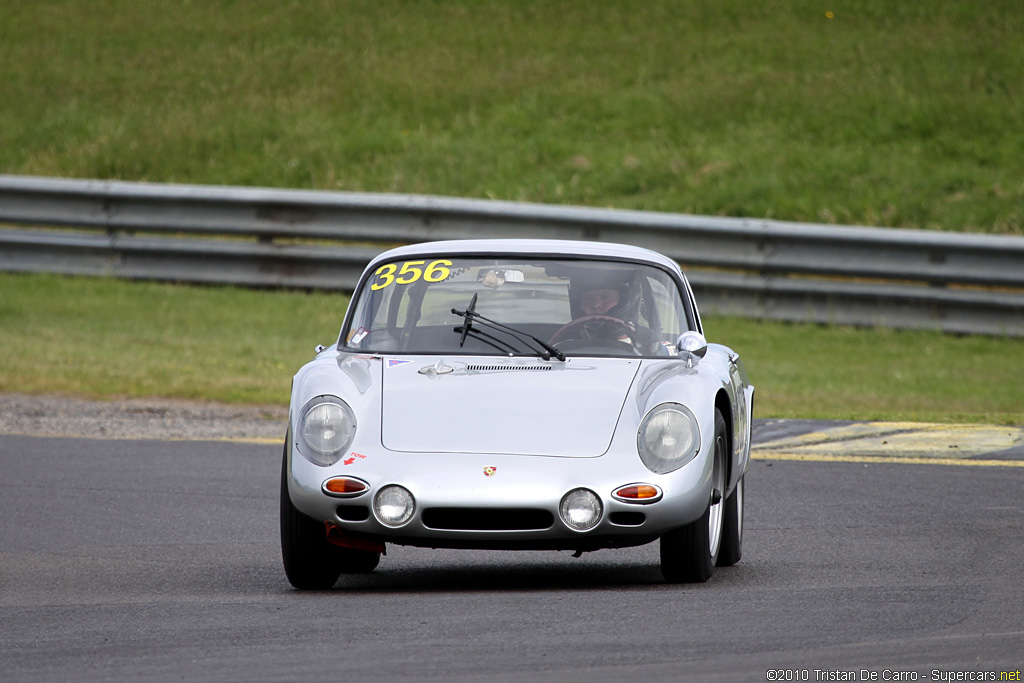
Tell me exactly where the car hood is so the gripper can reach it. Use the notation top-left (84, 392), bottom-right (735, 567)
top-left (380, 357), bottom-right (642, 457)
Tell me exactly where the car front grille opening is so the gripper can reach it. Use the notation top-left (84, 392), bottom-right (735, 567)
top-left (336, 505), bottom-right (370, 522)
top-left (422, 508), bottom-right (554, 531)
top-left (609, 511), bottom-right (646, 527)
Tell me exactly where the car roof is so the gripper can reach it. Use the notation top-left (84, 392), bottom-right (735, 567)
top-left (367, 239), bottom-right (682, 275)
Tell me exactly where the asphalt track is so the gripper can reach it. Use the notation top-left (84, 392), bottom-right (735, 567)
top-left (2, 423), bottom-right (1023, 682)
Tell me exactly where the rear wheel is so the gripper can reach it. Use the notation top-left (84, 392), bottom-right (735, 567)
top-left (280, 439), bottom-right (379, 589)
top-left (660, 409), bottom-right (726, 583)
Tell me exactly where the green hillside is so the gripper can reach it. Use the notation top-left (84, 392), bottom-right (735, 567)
top-left (2, 1), bottom-right (1021, 232)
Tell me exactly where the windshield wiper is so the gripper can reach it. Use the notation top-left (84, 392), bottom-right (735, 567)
top-left (454, 293), bottom-right (526, 354)
top-left (451, 298), bottom-right (566, 362)
top-left (453, 325), bottom-right (520, 355)
top-left (455, 293), bottom-right (478, 347)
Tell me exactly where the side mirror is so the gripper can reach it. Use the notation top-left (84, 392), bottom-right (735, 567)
top-left (675, 332), bottom-right (708, 367)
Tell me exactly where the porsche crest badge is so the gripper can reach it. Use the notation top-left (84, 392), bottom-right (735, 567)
top-left (483, 467), bottom-right (497, 477)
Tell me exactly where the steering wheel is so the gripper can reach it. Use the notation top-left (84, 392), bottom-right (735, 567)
top-left (549, 315), bottom-right (639, 350)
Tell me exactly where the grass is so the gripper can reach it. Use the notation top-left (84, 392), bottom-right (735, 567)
top-left (1, 1), bottom-right (1022, 233)
top-left (0, 273), bottom-right (346, 405)
top-left (2, 272), bottom-right (1021, 424)
top-left (708, 317), bottom-right (1024, 425)
top-left (2, 2), bottom-right (1021, 422)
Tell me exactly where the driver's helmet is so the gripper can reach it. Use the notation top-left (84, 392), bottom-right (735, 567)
top-left (568, 268), bottom-right (643, 322)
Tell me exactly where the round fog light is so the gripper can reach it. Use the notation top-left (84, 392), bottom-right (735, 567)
top-left (559, 488), bottom-right (602, 532)
top-left (374, 485), bottom-right (415, 527)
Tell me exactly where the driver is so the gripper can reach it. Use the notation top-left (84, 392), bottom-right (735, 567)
top-left (569, 270), bottom-right (639, 321)
top-left (577, 285), bottom-right (634, 347)
top-left (580, 287), bottom-right (621, 316)
top-left (561, 269), bottom-right (670, 356)
top-left (563, 270), bottom-right (644, 350)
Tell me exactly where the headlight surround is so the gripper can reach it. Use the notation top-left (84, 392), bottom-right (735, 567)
top-left (637, 403), bottom-right (701, 474)
top-left (298, 396), bottom-right (357, 467)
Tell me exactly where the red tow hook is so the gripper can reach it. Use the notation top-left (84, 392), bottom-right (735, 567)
top-left (324, 521), bottom-right (386, 555)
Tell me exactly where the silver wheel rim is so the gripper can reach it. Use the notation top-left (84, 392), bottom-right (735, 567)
top-left (736, 476), bottom-right (744, 542)
top-left (708, 435), bottom-right (725, 557)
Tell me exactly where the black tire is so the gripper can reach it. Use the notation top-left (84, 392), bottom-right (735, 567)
top-left (337, 545), bottom-right (381, 575)
top-left (280, 439), bottom-right (379, 589)
top-left (717, 474), bottom-right (744, 567)
top-left (660, 408), bottom-right (727, 583)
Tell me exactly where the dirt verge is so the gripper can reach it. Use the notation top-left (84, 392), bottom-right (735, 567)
top-left (0, 393), bottom-right (287, 442)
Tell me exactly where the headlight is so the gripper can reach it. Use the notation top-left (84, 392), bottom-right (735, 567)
top-left (559, 488), bottom-right (602, 531)
top-left (637, 403), bottom-right (701, 474)
top-left (298, 396), bottom-right (357, 466)
top-left (374, 485), bottom-right (415, 527)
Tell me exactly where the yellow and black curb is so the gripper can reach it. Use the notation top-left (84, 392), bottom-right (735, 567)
top-left (752, 421), bottom-right (1024, 467)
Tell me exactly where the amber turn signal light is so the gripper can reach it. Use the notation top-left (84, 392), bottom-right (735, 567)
top-left (612, 484), bottom-right (663, 504)
top-left (322, 476), bottom-right (369, 497)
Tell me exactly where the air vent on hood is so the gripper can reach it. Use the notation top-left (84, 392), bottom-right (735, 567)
top-left (466, 364), bottom-right (553, 372)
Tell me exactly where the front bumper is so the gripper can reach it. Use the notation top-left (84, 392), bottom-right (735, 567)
top-left (288, 444), bottom-right (714, 552)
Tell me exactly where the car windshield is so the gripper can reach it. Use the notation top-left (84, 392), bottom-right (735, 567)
top-left (340, 256), bottom-right (694, 358)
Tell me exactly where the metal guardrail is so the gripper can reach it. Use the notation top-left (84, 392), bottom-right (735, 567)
top-left (1, 174), bottom-right (1023, 336)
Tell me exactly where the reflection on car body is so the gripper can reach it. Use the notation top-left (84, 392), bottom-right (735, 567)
top-left (281, 239), bottom-right (754, 588)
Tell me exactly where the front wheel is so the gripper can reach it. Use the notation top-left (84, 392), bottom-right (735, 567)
top-left (660, 408), bottom-right (727, 583)
top-left (717, 474), bottom-right (744, 567)
top-left (280, 439), bottom-right (379, 589)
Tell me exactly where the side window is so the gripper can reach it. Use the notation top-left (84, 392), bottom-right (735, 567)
top-left (683, 275), bottom-right (702, 335)
top-left (342, 280), bottom-right (407, 351)
top-left (384, 284), bottom-right (410, 331)
top-left (642, 275), bottom-right (686, 339)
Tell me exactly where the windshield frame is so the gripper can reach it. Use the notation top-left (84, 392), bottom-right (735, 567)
top-left (337, 248), bottom-right (700, 358)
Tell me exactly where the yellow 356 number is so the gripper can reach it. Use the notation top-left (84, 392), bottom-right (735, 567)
top-left (371, 259), bottom-right (453, 290)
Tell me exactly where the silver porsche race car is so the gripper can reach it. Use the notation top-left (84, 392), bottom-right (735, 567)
top-left (281, 239), bottom-right (754, 588)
